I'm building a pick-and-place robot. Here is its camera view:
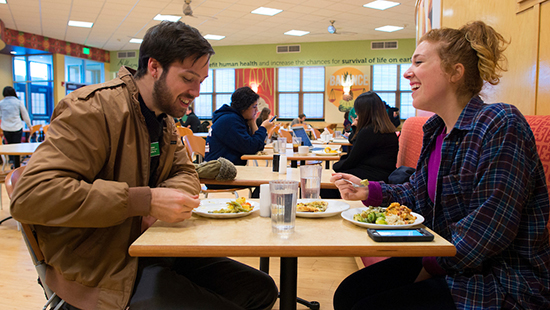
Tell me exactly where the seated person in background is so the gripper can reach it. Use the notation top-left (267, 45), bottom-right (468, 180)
top-left (10, 21), bottom-right (278, 310)
top-left (331, 21), bottom-right (550, 310)
top-left (206, 86), bottom-right (275, 165)
top-left (291, 113), bottom-right (306, 127)
top-left (256, 107), bottom-right (271, 128)
top-left (180, 105), bottom-right (200, 132)
top-left (384, 102), bottom-right (401, 127)
top-left (342, 111), bottom-right (352, 134)
top-left (321, 91), bottom-right (398, 199)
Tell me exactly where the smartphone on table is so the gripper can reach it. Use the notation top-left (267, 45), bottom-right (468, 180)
top-left (367, 228), bottom-right (434, 242)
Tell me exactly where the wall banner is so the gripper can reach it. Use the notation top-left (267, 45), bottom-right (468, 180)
top-left (325, 66), bottom-right (371, 113)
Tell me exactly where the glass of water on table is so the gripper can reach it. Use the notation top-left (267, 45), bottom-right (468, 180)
top-left (300, 165), bottom-right (322, 199)
top-left (269, 180), bottom-right (299, 238)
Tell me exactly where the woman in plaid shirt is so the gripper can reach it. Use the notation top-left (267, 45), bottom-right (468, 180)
top-left (332, 21), bottom-right (550, 310)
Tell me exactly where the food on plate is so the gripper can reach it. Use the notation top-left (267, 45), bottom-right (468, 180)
top-left (297, 200), bottom-right (329, 212)
top-left (324, 147), bottom-right (338, 154)
top-left (360, 179), bottom-right (369, 187)
top-left (208, 197), bottom-right (253, 213)
top-left (353, 203), bottom-right (416, 225)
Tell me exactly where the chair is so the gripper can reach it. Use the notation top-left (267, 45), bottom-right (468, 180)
top-left (42, 124), bottom-right (50, 136)
top-left (5, 166), bottom-right (66, 310)
top-left (28, 124), bottom-right (43, 142)
top-left (267, 123), bottom-right (281, 140)
top-left (0, 128), bottom-right (10, 172)
top-left (310, 128), bottom-right (322, 140)
top-left (278, 128), bottom-right (293, 141)
top-left (182, 135), bottom-right (247, 198)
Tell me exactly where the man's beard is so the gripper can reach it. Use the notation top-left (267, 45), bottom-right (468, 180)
top-left (152, 73), bottom-right (186, 118)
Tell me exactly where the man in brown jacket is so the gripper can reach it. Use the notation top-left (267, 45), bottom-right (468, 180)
top-left (10, 21), bottom-right (278, 310)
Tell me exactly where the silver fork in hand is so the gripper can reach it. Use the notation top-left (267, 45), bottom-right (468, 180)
top-left (342, 179), bottom-right (366, 188)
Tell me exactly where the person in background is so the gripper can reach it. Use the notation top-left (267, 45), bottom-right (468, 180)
top-left (321, 91), bottom-right (398, 199)
top-left (256, 107), bottom-right (271, 128)
top-left (385, 102), bottom-right (401, 127)
top-left (342, 111), bottom-right (352, 134)
top-left (181, 105), bottom-right (200, 132)
top-left (291, 113), bottom-right (306, 126)
top-left (206, 86), bottom-right (275, 166)
top-left (0, 86), bottom-right (32, 165)
top-left (331, 21), bottom-right (550, 310)
top-left (10, 21), bottom-right (277, 310)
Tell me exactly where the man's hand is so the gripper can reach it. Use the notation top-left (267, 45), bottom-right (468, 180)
top-left (149, 188), bottom-right (200, 223)
top-left (330, 173), bottom-right (369, 201)
top-left (261, 118), bottom-right (275, 131)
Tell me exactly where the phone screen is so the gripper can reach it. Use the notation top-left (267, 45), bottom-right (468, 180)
top-left (376, 229), bottom-right (423, 237)
top-left (269, 115), bottom-right (277, 122)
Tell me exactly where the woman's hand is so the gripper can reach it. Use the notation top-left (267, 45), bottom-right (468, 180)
top-left (330, 173), bottom-right (369, 201)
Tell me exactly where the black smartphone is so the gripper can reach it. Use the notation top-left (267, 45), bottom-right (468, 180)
top-left (269, 115), bottom-right (277, 122)
top-left (367, 228), bottom-right (434, 242)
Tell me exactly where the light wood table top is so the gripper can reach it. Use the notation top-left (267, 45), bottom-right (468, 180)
top-left (241, 148), bottom-right (342, 162)
top-left (200, 165), bottom-right (337, 189)
top-left (130, 200), bottom-right (455, 258)
top-left (0, 142), bottom-right (41, 155)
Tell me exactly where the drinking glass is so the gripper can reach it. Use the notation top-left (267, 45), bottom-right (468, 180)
top-left (270, 180), bottom-right (299, 238)
top-left (300, 165), bottom-right (322, 199)
top-left (277, 137), bottom-right (287, 154)
top-left (292, 136), bottom-right (302, 152)
top-left (273, 138), bottom-right (280, 154)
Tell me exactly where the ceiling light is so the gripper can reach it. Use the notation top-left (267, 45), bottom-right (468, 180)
top-left (363, 0), bottom-right (400, 10)
top-left (154, 14), bottom-right (181, 22)
top-left (375, 25), bottom-right (404, 32)
top-left (129, 38), bottom-right (143, 44)
top-left (68, 20), bottom-right (93, 28)
top-left (284, 30), bottom-right (309, 36)
top-left (251, 7), bottom-right (283, 16)
top-left (204, 34), bottom-right (225, 40)
top-left (0, 0), bottom-right (7, 4)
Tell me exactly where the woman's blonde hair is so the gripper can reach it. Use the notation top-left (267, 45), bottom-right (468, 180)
top-left (419, 21), bottom-right (509, 98)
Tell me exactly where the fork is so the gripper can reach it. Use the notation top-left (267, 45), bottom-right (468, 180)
top-left (342, 179), bottom-right (366, 188)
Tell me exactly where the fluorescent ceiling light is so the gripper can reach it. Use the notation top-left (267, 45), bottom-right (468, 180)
top-left (375, 25), bottom-right (404, 32)
top-left (284, 30), bottom-right (309, 36)
top-left (129, 38), bottom-right (143, 44)
top-left (251, 7), bottom-right (283, 16)
top-left (363, 0), bottom-right (400, 10)
top-left (154, 14), bottom-right (181, 22)
top-left (204, 34), bottom-right (225, 40)
top-left (68, 20), bottom-right (93, 28)
top-left (0, 0), bottom-right (7, 4)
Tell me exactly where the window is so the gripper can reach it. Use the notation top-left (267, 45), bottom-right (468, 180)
top-left (371, 64), bottom-right (414, 120)
top-left (277, 67), bottom-right (324, 120)
top-left (13, 54), bottom-right (54, 126)
top-left (194, 69), bottom-right (235, 119)
top-left (65, 56), bottom-right (105, 85)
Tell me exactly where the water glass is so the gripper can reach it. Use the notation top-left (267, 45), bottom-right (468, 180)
top-left (334, 131), bottom-right (343, 139)
top-left (300, 165), bottom-right (322, 199)
top-left (277, 137), bottom-right (287, 153)
top-left (273, 139), bottom-right (280, 154)
top-left (270, 180), bottom-right (299, 237)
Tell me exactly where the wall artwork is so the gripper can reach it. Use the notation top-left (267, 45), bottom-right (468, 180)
top-left (415, 0), bottom-right (441, 43)
top-left (325, 66), bottom-right (371, 113)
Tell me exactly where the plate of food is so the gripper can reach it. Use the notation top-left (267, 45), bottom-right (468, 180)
top-left (312, 147), bottom-right (342, 156)
top-left (341, 202), bottom-right (424, 228)
top-left (296, 199), bottom-right (350, 218)
top-left (193, 197), bottom-right (259, 218)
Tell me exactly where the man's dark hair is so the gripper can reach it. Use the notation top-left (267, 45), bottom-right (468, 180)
top-left (135, 21), bottom-right (215, 79)
top-left (188, 105), bottom-right (194, 113)
top-left (3, 86), bottom-right (17, 98)
top-left (299, 114), bottom-right (306, 118)
top-left (230, 87), bottom-right (259, 113)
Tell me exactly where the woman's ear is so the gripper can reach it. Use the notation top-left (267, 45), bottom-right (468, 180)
top-left (450, 63), bottom-right (465, 84)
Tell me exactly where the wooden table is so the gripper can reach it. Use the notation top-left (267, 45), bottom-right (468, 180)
top-left (193, 132), bottom-right (209, 138)
top-left (0, 142), bottom-right (41, 168)
top-left (200, 166), bottom-right (337, 189)
top-left (241, 148), bottom-right (342, 169)
top-left (129, 200), bottom-right (456, 310)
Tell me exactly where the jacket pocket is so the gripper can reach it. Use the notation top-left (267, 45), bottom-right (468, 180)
top-left (440, 172), bottom-right (475, 221)
top-left (72, 228), bottom-right (108, 258)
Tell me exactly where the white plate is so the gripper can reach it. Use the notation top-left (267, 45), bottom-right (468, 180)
top-left (341, 206), bottom-right (424, 228)
top-left (312, 150), bottom-right (341, 156)
top-left (296, 199), bottom-right (350, 218)
top-left (332, 138), bottom-right (349, 143)
top-left (193, 198), bottom-right (259, 218)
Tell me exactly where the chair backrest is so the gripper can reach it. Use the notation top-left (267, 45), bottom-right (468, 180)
top-left (291, 124), bottom-right (307, 129)
top-left (524, 115), bottom-right (550, 198)
top-left (267, 124), bottom-right (281, 139)
top-left (177, 126), bottom-right (193, 137)
top-left (42, 124), bottom-right (50, 135)
top-left (278, 128), bottom-right (293, 140)
top-left (311, 128), bottom-right (321, 140)
top-left (183, 134), bottom-right (206, 163)
top-left (396, 116), bottom-right (429, 168)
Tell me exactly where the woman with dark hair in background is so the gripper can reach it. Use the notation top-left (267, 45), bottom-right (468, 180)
top-left (321, 91), bottom-right (398, 198)
top-left (0, 86), bottom-right (32, 165)
top-left (256, 107), bottom-right (271, 128)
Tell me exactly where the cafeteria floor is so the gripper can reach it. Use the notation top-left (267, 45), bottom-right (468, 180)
top-left (0, 183), bottom-right (358, 310)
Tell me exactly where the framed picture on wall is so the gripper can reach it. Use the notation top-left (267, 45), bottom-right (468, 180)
top-left (415, 0), bottom-right (441, 43)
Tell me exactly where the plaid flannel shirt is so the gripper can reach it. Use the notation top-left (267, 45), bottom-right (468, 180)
top-left (380, 97), bottom-right (550, 309)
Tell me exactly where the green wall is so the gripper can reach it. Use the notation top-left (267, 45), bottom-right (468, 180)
top-left (109, 38), bottom-right (415, 74)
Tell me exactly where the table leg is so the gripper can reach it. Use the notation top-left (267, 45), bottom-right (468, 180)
top-left (291, 160), bottom-right (298, 168)
top-left (325, 161), bottom-right (330, 169)
top-left (280, 257), bottom-right (298, 310)
top-left (14, 156), bottom-right (20, 168)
